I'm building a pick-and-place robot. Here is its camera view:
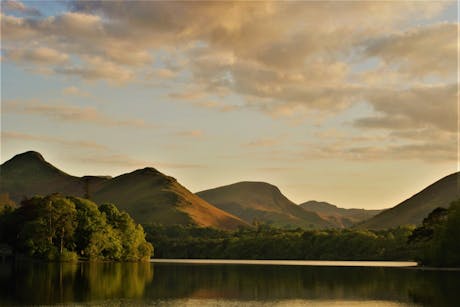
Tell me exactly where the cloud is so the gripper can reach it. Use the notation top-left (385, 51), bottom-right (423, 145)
top-left (355, 83), bottom-right (457, 132)
top-left (364, 23), bottom-right (457, 78)
top-left (2, 131), bottom-right (108, 150)
top-left (55, 56), bottom-right (134, 83)
top-left (389, 129), bottom-right (455, 143)
top-left (298, 139), bottom-right (456, 163)
top-left (154, 68), bottom-right (177, 79)
top-left (174, 130), bottom-right (204, 138)
top-left (244, 138), bottom-right (281, 148)
top-left (3, 100), bottom-right (157, 128)
top-left (1, 0), bottom-right (455, 128)
top-left (1, 0), bottom-right (41, 16)
top-left (62, 86), bottom-right (90, 97)
top-left (54, 12), bottom-right (103, 36)
top-left (5, 47), bottom-right (69, 65)
top-left (193, 101), bottom-right (239, 112)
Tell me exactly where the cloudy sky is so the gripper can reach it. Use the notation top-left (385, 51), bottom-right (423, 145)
top-left (1, 0), bottom-right (458, 209)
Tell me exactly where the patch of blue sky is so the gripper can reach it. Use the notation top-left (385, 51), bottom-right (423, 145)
top-left (398, 1), bottom-right (457, 29)
top-left (2, 62), bottom-right (67, 100)
top-left (24, 0), bottom-right (71, 17)
top-left (424, 1), bottom-right (458, 24)
top-left (349, 57), bottom-right (380, 74)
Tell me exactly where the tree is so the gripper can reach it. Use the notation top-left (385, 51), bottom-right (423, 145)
top-left (99, 203), bottom-right (153, 261)
top-left (1, 195), bottom-right (153, 262)
top-left (428, 201), bottom-right (460, 266)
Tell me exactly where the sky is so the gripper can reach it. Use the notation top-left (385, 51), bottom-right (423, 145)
top-left (0, 0), bottom-right (458, 209)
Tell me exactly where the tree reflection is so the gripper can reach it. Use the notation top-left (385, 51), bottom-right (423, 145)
top-left (0, 262), bottom-right (458, 306)
top-left (0, 261), bottom-right (153, 304)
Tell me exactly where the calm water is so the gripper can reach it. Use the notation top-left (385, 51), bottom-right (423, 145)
top-left (0, 260), bottom-right (459, 306)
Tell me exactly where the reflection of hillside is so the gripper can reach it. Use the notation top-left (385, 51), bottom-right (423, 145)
top-left (147, 264), bottom-right (460, 306)
top-left (0, 262), bottom-right (153, 304)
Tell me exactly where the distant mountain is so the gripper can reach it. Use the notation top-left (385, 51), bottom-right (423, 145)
top-left (299, 201), bottom-right (383, 228)
top-left (0, 151), bottom-right (246, 230)
top-left (357, 172), bottom-right (460, 229)
top-left (197, 182), bottom-right (331, 229)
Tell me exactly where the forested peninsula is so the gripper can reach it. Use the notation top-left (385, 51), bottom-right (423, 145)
top-left (0, 194), bottom-right (153, 262)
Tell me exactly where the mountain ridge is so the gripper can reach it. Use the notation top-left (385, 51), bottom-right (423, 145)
top-left (0, 151), bottom-right (247, 230)
top-left (299, 200), bottom-right (383, 228)
top-left (357, 172), bottom-right (460, 229)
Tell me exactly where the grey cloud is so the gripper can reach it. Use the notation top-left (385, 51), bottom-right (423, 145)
top-left (355, 84), bottom-right (457, 132)
top-left (364, 23), bottom-right (457, 78)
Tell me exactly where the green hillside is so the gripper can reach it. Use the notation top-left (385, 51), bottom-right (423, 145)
top-left (300, 201), bottom-right (383, 228)
top-left (357, 172), bottom-right (460, 229)
top-left (197, 182), bottom-right (331, 229)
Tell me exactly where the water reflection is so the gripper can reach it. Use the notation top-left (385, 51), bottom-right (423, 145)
top-left (0, 262), bottom-right (153, 305)
top-left (148, 264), bottom-right (459, 306)
top-left (0, 261), bottom-right (458, 306)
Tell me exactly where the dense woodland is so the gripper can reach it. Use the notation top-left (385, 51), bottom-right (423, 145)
top-left (145, 200), bottom-right (460, 266)
top-left (408, 200), bottom-right (460, 267)
top-left (0, 193), bottom-right (459, 266)
top-left (145, 224), bottom-right (415, 260)
top-left (0, 194), bottom-right (153, 261)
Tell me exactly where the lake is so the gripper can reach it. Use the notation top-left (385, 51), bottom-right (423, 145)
top-left (0, 260), bottom-right (458, 306)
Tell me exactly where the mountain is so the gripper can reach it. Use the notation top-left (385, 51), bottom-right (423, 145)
top-left (92, 168), bottom-right (247, 229)
top-left (0, 151), bottom-right (246, 230)
top-left (0, 151), bottom-right (84, 202)
top-left (299, 201), bottom-right (383, 228)
top-left (197, 181), bottom-right (331, 229)
top-left (357, 172), bottom-right (460, 229)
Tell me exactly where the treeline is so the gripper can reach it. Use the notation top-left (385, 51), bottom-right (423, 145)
top-left (409, 200), bottom-right (460, 267)
top-left (0, 194), bottom-right (153, 261)
top-left (1, 194), bottom-right (458, 266)
top-left (145, 200), bottom-right (460, 266)
top-left (144, 224), bottom-right (416, 260)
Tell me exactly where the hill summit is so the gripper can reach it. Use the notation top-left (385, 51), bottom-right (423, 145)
top-left (1, 151), bottom-right (83, 201)
top-left (197, 181), bottom-right (331, 228)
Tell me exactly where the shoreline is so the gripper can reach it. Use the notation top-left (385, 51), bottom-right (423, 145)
top-left (150, 259), bottom-right (419, 268)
